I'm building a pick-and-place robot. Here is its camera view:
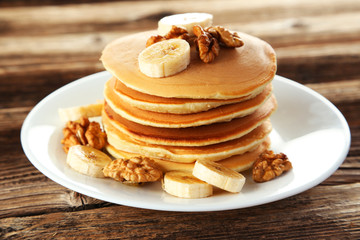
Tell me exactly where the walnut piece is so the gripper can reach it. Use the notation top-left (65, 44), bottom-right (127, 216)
top-left (61, 117), bottom-right (107, 153)
top-left (165, 25), bottom-right (190, 40)
top-left (206, 26), bottom-right (244, 48)
top-left (146, 35), bottom-right (166, 47)
top-left (85, 121), bottom-right (107, 150)
top-left (193, 25), bottom-right (220, 63)
top-left (103, 157), bottom-right (162, 183)
top-left (252, 150), bottom-right (292, 183)
top-left (146, 26), bottom-right (190, 47)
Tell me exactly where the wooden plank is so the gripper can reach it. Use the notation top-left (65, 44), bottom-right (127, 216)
top-left (335, 102), bottom-right (360, 126)
top-left (306, 80), bottom-right (360, 126)
top-left (306, 80), bottom-right (360, 104)
top-left (0, 183), bottom-right (359, 239)
top-left (233, 12), bottom-right (360, 47)
top-left (0, 0), bottom-right (359, 36)
top-left (2, 11), bottom-right (360, 55)
top-left (0, 0), bottom-right (121, 8)
top-left (0, 151), bottom-right (110, 219)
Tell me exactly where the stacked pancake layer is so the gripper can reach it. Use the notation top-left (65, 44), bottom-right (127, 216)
top-left (101, 30), bottom-right (277, 172)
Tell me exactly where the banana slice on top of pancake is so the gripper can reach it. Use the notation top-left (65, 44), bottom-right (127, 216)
top-left (138, 39), bottom-right (190, 78)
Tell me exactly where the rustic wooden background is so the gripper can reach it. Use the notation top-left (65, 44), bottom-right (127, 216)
top-left (0, 0), bottom-right (359, 239)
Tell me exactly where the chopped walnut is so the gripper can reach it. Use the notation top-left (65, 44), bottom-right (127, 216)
top-left (193, 25), bottom-right (220, 63)
top-left (61, 117), bottom-right (107, 153)
top-left (206, 26), bottom-right (244, 48)
top-left (146, 26), bottom-right (190, 47)
top-left (252, 150), bottom-right (292, 183)
top-left (103, 157), bottom-right (162, 183)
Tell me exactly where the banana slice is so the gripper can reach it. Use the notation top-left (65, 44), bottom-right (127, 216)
top-left (138, 39), bottom-right (190, 78)
top-left (58, 103), bottom-right (103, 122)
top-left (158, 13), bottom-right (213, 36)
top-left (163, 171), bottom-right (213, 198)
top-left (66, 145), bottom-right (112, 178)
top-left (192, 160), bottom-right (246, 193)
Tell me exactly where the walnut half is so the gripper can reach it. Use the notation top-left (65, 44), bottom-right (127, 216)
top-left (61, 117), bottom-right (107, 153)
top-left (193, 25), bottom-right (220, 63)
top-left (146, 26), bottom-right (190, 47)
top-left (103, 157), bottom-right (162, 183)
top-left (252, 150), bottom-right (292, 183)
top-left (206, 26), bottom-right (244, 48)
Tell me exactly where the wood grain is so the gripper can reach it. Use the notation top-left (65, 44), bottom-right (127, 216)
top-left (0, 184), bottom-right (359, 239)
top-left (1, 0), bottom-right (359, 238)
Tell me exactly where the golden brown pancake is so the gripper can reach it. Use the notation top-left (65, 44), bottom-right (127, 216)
top-left (101, 30), bottom-right (276, 99)
top-left (105, 138), bottom-right (270, 173)
top-left (102, 95), bottom-right (277, 146)
top-left (103, 119), bottom-right (272, 163)
top-left (219, 137), bottom-right (270, 172)
top-left (104, 78), bottom-right (274, 128)
top-left (113, 77), bottom-right (267, 114)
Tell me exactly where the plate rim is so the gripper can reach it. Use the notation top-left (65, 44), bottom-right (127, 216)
top-left (20, 72), bottom-right (351, 212)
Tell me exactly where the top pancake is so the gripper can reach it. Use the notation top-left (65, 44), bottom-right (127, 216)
top-left (101, 30), bottom-right (277, 99)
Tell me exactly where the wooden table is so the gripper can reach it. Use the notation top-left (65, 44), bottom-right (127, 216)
top-left (1, 0), bottom-right (359, 239)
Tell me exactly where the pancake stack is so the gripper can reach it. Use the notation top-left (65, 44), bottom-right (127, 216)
top-left (100, 29), bottom-right (277, 173)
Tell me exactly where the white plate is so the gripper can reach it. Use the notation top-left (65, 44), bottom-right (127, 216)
top-left (21, 72), bottom-right (351, 212)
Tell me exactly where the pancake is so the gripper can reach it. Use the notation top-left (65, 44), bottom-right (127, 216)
top-left (105, 138), bottom-right (270, 173)
top-left (102, 95), bottom-right (277, 146)
top-left (103, 119), bottom-right (272, 163)
top-left (101, 30), bottom-right (276, 99)
top-left (219, 138), bottom-right (270, 172)
top-left (113, 77), bottom-right (267, 114)
top-left (104, 78), bottom-right (274, 128)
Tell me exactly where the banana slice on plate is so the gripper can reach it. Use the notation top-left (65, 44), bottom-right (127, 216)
top-left (138, 39), bottom-right (190, 78)
top-left (158, 12), bottom-right (213, 36)
top-left (66, 145), bottom-right (112, 178)
top-left (163, 171), bottom-right (213, 198)
top-left (192, 160), bottom-right (246, 193)
top-left (58, 103), bottom-right (103, 122)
